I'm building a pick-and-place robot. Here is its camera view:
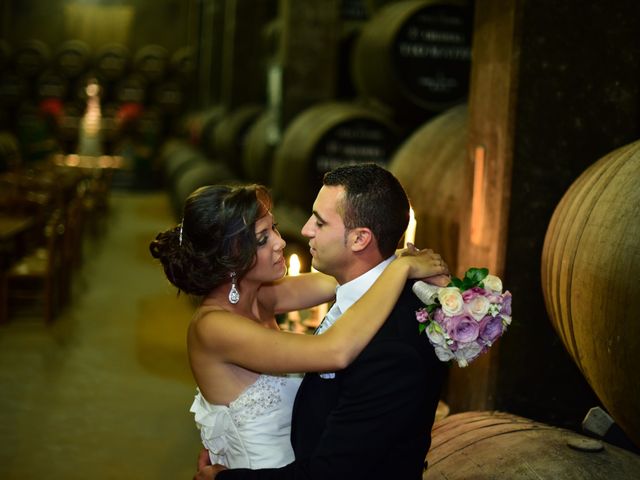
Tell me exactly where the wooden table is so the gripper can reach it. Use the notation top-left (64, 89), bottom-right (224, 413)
top-left (0, 214), bottom-right (36, 324)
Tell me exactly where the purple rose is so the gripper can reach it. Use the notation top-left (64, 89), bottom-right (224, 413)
top-left (479, 315), bottom-right (504, 343)
top-left (447, 314), bottom-right (480, 344)
top-left (461, 286), bottom-right (487, 302)
top-left (500, 291), bottom-right (512, 316)
top-left (434, 308), bottom-right (446, 324)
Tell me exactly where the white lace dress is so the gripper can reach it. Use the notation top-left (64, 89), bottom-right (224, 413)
top-left (190, 374), bottom-right (303, 468)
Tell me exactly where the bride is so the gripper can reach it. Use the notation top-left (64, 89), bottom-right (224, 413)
top-left (149, 184), bottom-right (447, 469)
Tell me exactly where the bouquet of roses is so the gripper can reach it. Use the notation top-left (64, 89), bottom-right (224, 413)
top-left (412, 267), bottom-right (511, 367)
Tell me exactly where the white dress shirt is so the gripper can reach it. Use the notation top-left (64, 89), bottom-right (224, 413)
top-left (315, 256), bottom-right (395, 378)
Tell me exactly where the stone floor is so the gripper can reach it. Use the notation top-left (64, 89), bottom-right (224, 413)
top-left (0, 191), bottom-right (202, 479)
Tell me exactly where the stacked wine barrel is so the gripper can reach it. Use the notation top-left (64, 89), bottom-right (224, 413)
top-left (351, 0), bottom-right (473, 120)
top-left (541, 139), bottom-right (640, 448)
top-left (424, 411), bottom-right (640, 478)
top-left (390, 103), bottom-right (467, 273)
top-left (272, 101), bottom-right (402, 210)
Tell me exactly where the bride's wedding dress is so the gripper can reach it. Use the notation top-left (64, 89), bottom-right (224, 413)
top-left (190, 374), bottom-right (302, 468)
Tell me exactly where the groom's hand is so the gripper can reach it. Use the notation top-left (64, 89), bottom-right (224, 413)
top-left (197, 448), bottom-right (212, 470)
top-left (194, 464), bottom-right (228, 480)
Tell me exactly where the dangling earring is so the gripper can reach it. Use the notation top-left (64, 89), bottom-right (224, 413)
top-left (228, 272), bottom-right (240, 304)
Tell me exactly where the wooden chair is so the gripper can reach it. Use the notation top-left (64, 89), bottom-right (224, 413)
top-left (2, 209), bottom-right (65, 323)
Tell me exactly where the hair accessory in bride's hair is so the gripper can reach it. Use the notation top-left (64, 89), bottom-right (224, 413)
top-left (228, 272), bottom-right (240, 304)
top-left (178, 219), bottom-right (184, 246)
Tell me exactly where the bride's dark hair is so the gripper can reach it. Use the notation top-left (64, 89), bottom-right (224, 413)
top-left (149, 184), bottom-right (272, 295)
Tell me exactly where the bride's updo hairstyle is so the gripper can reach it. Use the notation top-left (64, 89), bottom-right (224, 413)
top-left (150, 184), bottom-right (272, 295)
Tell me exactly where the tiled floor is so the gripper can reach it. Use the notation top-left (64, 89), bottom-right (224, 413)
top-left (0, 191), bottom-right (202, 479)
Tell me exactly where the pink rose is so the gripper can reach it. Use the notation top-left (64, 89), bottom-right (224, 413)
top-left (416, 308), bottom-right (430, 323)
top-left (462, 286), bottom-right (487, 302)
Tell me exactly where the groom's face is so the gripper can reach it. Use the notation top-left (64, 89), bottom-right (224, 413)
top-left (301, 185), bottom-right (352, 283)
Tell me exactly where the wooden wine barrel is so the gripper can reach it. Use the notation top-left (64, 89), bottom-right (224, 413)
top-left (35, 70), bottom-right (68, 100)
top-left (114, 74), bottom-right (147, 104)
top-left (424, 411), bottom-right (640, 479)
top-left (152, 79), bottom-right (185, 116)
top-left (169, 46), bottom-right (195, 83)
top-left (272, 101), bottom-right (401, 209)
top-left (212, 104), bottom-right (263, 176)
top-left (352, 0), bottom-right (473, 118)
top-left (0, 72), bottom-right (27, 108)
top-left (242, 110), bottom-right (279, 185)
top-left (161, 141), bottom-right (211, 187)
top-left (541, 140), bottom-right (640, 448)
top-left (389, 103), bottom-right (466, 273)
top-left (13, 40), bottom-right (51, 79)
top-left (94, 43), bottom-right (130, 82)
top-left (134, 44), bottom-right (169, 84)
top-left (182, 107), bottom-right (226, 157)
top-left (172, 160), bottom-right (237, 217)
top-left (54, 40), bottom-right (91, 80)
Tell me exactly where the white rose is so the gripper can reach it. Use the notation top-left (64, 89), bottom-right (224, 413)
top-left (454, 342), bottom-right (483, 367)
top-left (434, 346), bottom-right (456, 362)
top-left (438, 287), bottom-right (464, 316)
top-left (483, 274), bottom-right (503, 293)
top-left (412, 281), bottom-right (441, 306)
top-left (426, 321), bottom-right (447, 347)
top-left (466, 295), bottom-right (490, 321)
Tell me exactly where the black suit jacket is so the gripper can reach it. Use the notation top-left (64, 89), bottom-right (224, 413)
top-left (218, 282), bottom-right (446, 480)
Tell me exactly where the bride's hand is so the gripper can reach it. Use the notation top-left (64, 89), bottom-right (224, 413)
top-left (397, 244), bottom-right (449, 280)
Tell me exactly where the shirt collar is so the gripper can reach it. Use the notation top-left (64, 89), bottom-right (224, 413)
top-left (334, 255), bottom-right (395, 314)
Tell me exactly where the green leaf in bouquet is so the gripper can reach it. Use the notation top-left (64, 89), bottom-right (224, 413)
top-left (450, 277), bottom-right (465, 289)
top-left (465, 267), bottom-right (489, 285)
top-left (418, 323), bottom-right (427, 334)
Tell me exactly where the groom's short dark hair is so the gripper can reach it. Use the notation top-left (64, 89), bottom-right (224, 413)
top-left (323, 163), bottom-right (410, 257)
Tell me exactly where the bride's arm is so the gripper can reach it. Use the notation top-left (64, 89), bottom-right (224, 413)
top-left (191, 250), bottom-right (447, 374)
top-left (258, 271), bottom-right (337, 315)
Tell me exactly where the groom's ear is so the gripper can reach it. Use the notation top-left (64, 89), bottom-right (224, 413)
top-left (349, 227), bottom-right (373, 252)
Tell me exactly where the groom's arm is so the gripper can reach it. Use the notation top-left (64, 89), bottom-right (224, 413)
top-left (209, 343), bottom-right (440, 480)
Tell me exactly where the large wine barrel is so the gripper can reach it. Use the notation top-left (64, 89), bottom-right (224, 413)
top-left (272, 101), bottom-right (401, 209)
top-left (134, 44), bottom-right (169, 84)
top-left (541, 140), bottom-right (640, 448)
top-left (352, 0), bottom-right (473, 118)
top-left (424, 411), bottom-right (640, 479)
top-left (35, 70), bottom-right (68, 100)
top-left (0, 72), bottom-right (27, 108)
top-left (114, 74), bottom-right (147, 104)
top-left (390, 103), bottom-right (466, 272)
top-left (212, 104), bottom-right (263, 176)
top-left (172, 161), bottom-right (237, 217)
top-left (54, 40), bottom-right (91, 80)
top-left (182, 107), bottom-right (226, 156)
top-left (169, 46), bottom-right (196, 83)
top-left (242, 110), bottom-right (279, 185)
top-left (94, 43), bottom-right (130, 83)
top-left (13, 40), bottom-right (51, 79)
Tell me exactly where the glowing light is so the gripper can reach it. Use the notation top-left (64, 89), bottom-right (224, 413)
top-left (288, 254), bottom-right (301, 276)
top-left (404, 206), bottom-right (417, 248)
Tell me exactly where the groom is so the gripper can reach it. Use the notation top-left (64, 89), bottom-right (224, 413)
top-left (196, 163), bottom-right (448, 479)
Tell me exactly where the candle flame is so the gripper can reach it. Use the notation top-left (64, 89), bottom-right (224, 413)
top-left (288, 254), bottom-right (301, 276)
top-left (404, 206), bottom-right (417, 248)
